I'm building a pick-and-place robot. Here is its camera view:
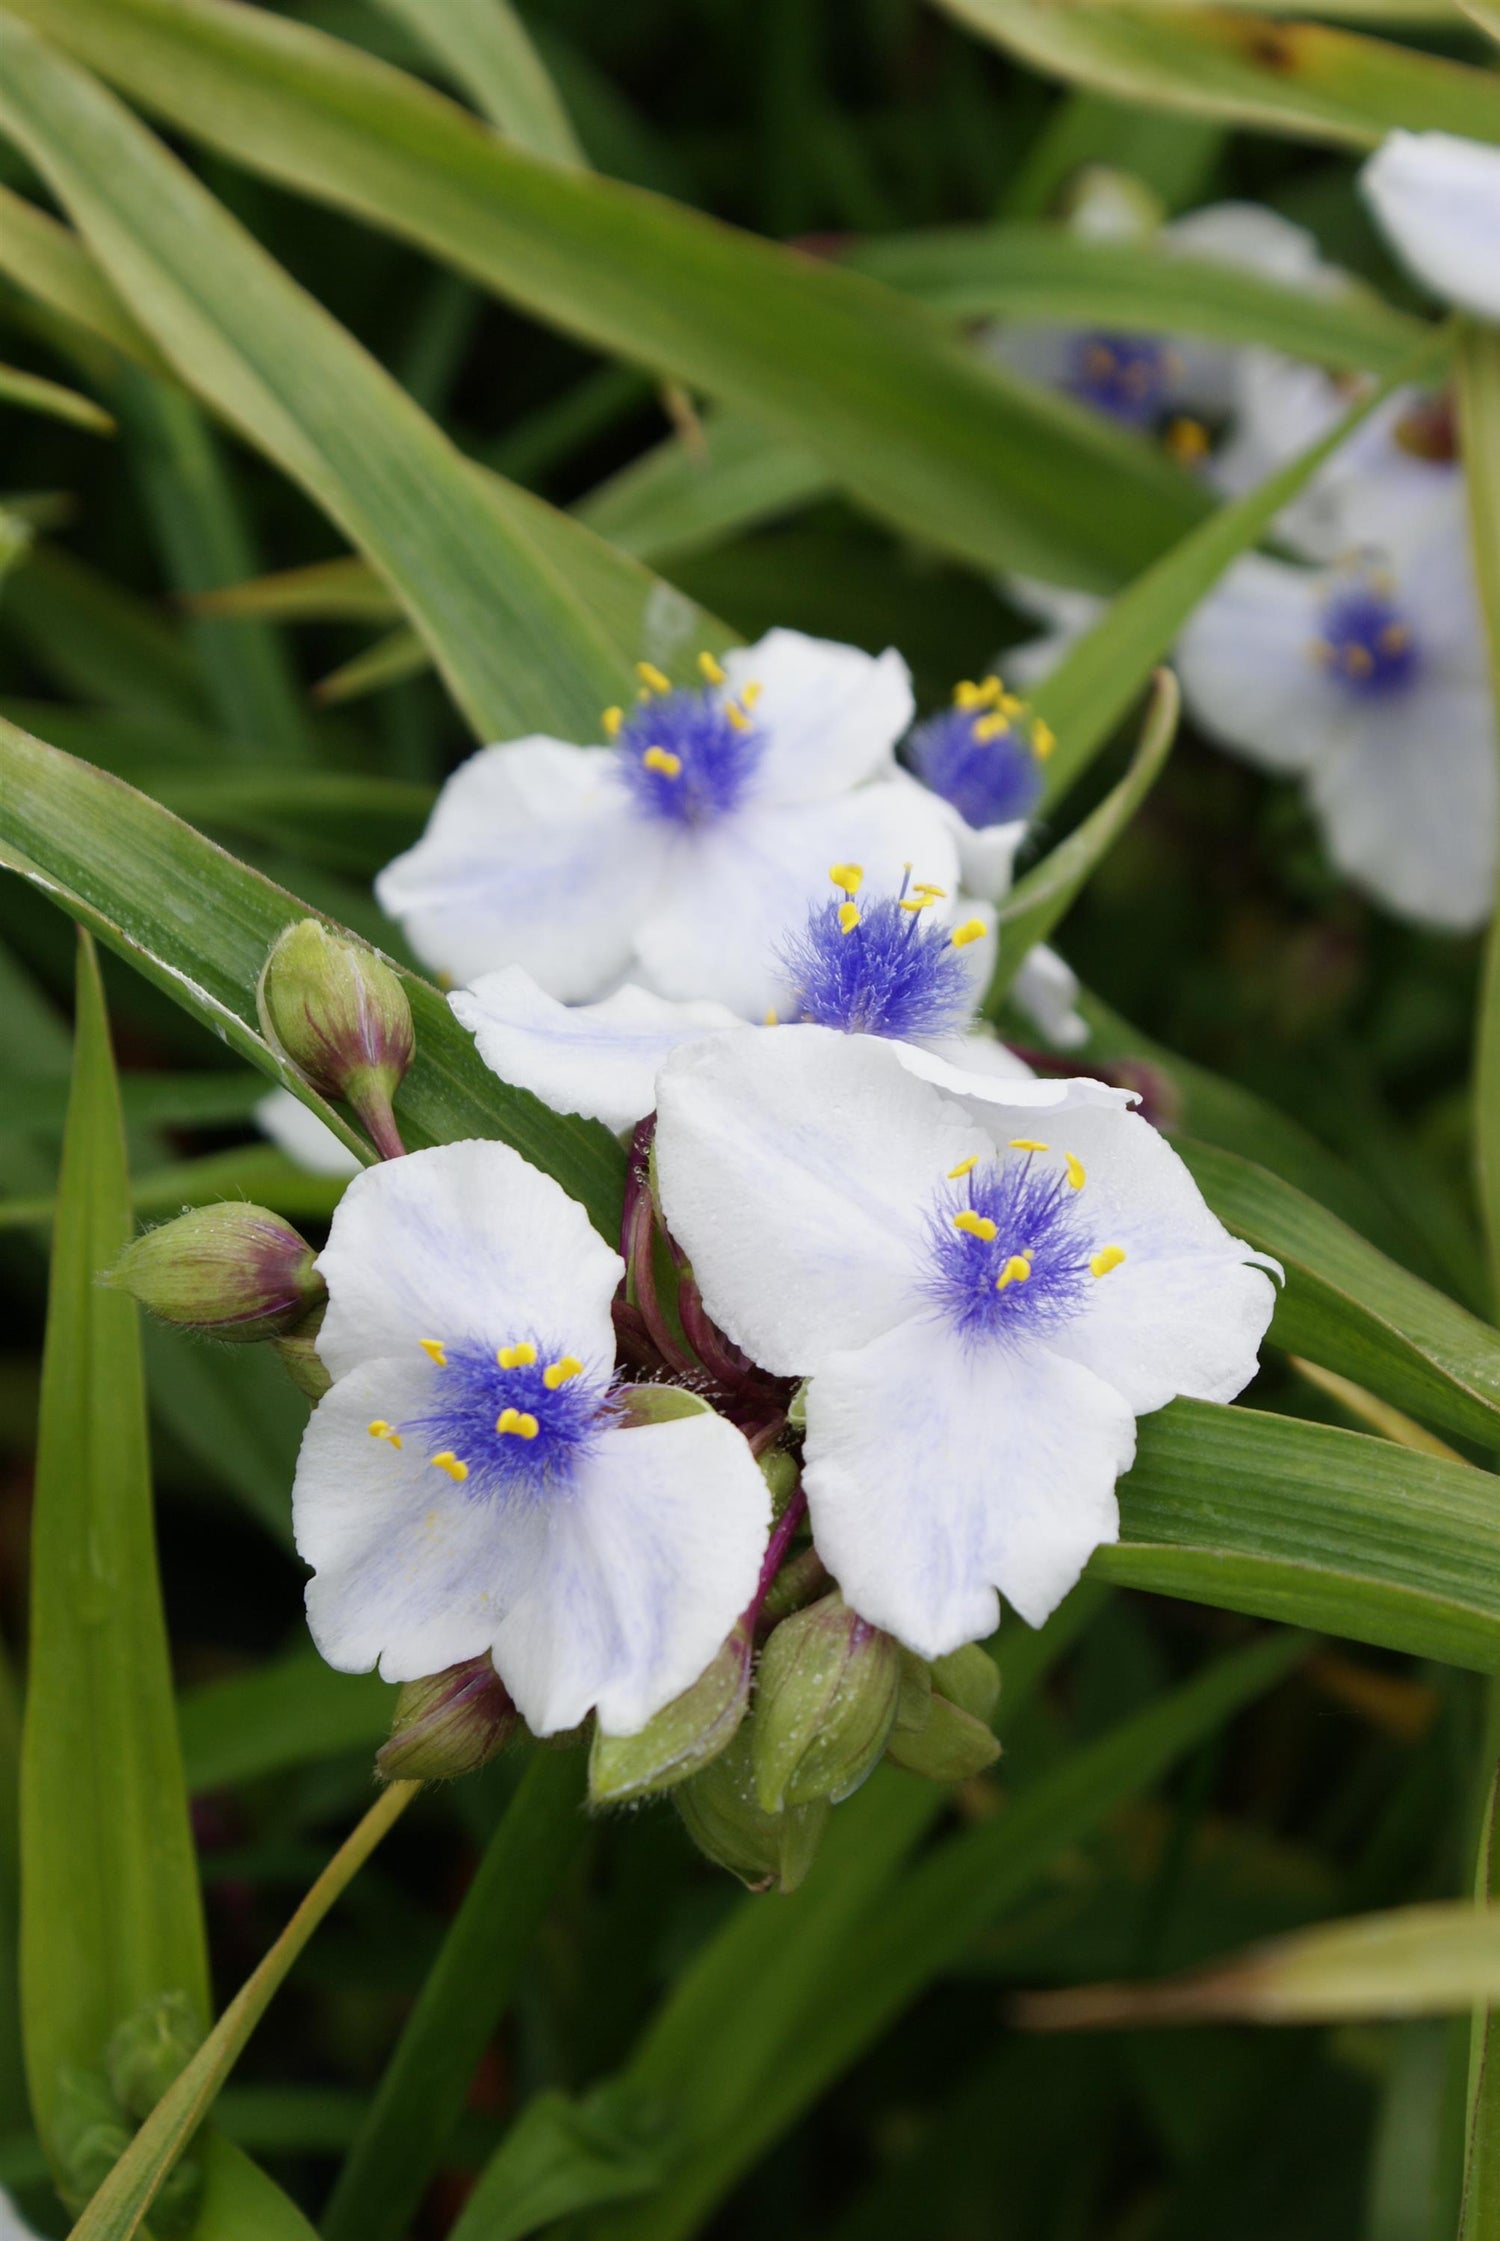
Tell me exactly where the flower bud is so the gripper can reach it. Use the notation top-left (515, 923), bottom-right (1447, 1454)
top-left (106, 1989), bottom-right (202, 2122)
top-left (272, 1300), bottom-right (333, 1401)
top-left (376, 1654), bottom-right (518, 1783)
top-left (759, 1445), bottom-right (800, 1512)
top-left (886, 1690), bottom-right (1000, 1782)
top-left (752, 1593), bottom-right (900, 1813)
top-left (674, 1721), bottom-right (827, 1893)
top-left (151, 2150), bottom-right (208, 2239)
top-left (590, 1620), bottom-right (751, 1806)
top-left (929, 1642), bottom-right (1001, 1725)
top-left (52, 2065), bottom-right (130, 2212)
top-left (105, 1203), bottom-right (323, 1342)
top-left (258, 920), bottom-right (413, 1160)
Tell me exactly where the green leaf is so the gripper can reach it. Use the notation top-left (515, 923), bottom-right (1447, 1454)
top-left (365, 0), bottom-right (585, 163)
top-left (194, 2134), bottom-right (322, 2241)
top-left (1032, 327), bottom-right (1451, 805)
top-left (0, 15), bottom-right (728, 743)
top-left (0, 357), bottom-right (112, 432)
top-left (3, 544), bottom-right (206, 721)
top-left (985, 667), bottom-right (1177, 1011)
top-left (0, 177), bottom-right (162, 368)
top-left (0, 0), bottom-right (1214, 592)
top-left (178, 1653), bottom-right (393, 1793)
top-left (322, 1750), bottom-right (588, 2241)
top-left (0, 717), bottom-right (628, 1237)
top-left (1104, 1401), bottom-right (1500, 1673)
top-left (189, 557), bottom-right (402, 624)
top-left (1460, 325), bottom-right (1500, 1309)
top-left (313, 627), bottom-right (430, 709)
top-left (448, 2088), bottom-right (664, 2241)
top-left (1179, 1138), bottom-right (1500, 1451)
top-left (0, 1146), bottom-right (349, 1233)
top-left (1462, 1725), bottom-right (1500, 2238)
top-left (20, 930), bottom-right (209, 2162)
top-left (850, 223), bottom-right (1428, 373)
top-left (929, 0), bottom-right (1500, 151)
top-left (577, 405), bottom-right (831, 567)
top-left (69, 1781), bottom-right (418, 2241)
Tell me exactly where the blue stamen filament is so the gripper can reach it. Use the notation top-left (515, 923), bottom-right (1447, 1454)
top-left (924, 1147), bottom-right (1124, 1344)
top-left (610, 652), bottom-right (765, 829)
top-left (1065, 333), bottom-right (1178, 428)
top-left (780, 867), bottom-right (979, 1041)
top-left (907, 674), bottom-right (1055, 832)
top-left (371, 1335), bottom-right (609, 1502)
top-left (1310, 567), bottom-right (1421, 700)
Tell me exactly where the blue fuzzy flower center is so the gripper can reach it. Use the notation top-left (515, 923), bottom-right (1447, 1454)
top-left (382, 1337), bottom-right (611, 1503)
top-left (613, 662), bottom-right (764, 829)
top-left (1313, 573), bottom-right (1420, 700)
top-left (780, 877), bottom-right (978, 1041)
top-left (1065, 332), bottom-right (1175, 427)
top-left (907, 676), bottom-right (1052, 832)
top-left (924, 1148), bottom-right (1109, 1346)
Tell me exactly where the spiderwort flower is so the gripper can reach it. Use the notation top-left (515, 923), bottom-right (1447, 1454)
top-left (1361, 132), bottom-right (1500, 324)
top-left (292, 1140), bottom-right (769, 1735)
top-left (654, 1029), bottom-right (1277, 1656)
top-left (1177, 518), bottom-right (1497, 930)
top-left (450, 869), bottom-right (1028, 1135)
top-left (376, 630), bottom-right (960, 1018)
top-left (905, 671), bottom-right (1055, 899)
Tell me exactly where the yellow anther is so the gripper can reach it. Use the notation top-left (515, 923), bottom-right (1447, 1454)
top-left (973, 711), bottom-right (1013, 743)
top-left (838, 901), bottom-right (861, 935)
top-left (1379, 621), bottom-right (1410, 654)
top-left (1090, 1245), bottom-right (1127, 1279)
top-left (995, 1255), bottom-right (1032, 1291)
top-left (764, 1007), bottom-right (779, 1026)
top-left (1031, 719), bottom-right (1057, 761)
top-left (899, 893), bottom-right (936, 913)
top-left (496, 1407), bottom-right (540, 1439)
top-left (642, 745), bottom-right (683, 777)
top-left (998, 692), bottom-right (1026, 718)
top-left (726, 701), bottom-right (753, 733)
top-left (1065, 1153), bottom-right (1087, 1191)
top-left (829, 863), bottom-right (864, 896)
top-left (953, 679), bottom-right (986, 710)
top-left (543, 1356), bottom-right (584, 1390)
top-left (497, 1341), bottom-right (538, 1369)
top-left (912, 882), bottom-right (948, 899)
top-left (740, 680), bottom-right (763, 709)
top-left (1008, 1137), bottom-right (1048, 1153)
top-left (603, 705), bottom-right (624, 738)
top-left (368, 1419), bottom-right (403, 1449)
top-left (419, 1338), bottom-right (447, 1366)
top-left (1165, 416), bottom-right (1211, 465)
top-left (636, 661), bottom-right (671, 695)
top-left (950, 919), bottom-right (988, 949)
top-left (698, 649), bottom-right (727, 685)
top-left (953, 1211), bottom-right (998, 1242)
top-left (947, 1155), bottom-right (978, 1179)
top-left (1344, 643), bottom-right (1375, 679)
top-left (432, 1450), bottom-right (469, 1481)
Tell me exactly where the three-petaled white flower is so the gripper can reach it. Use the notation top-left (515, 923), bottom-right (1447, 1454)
top-left (654, 1029), bottom-right (1277, 1656)
top-left (1362, 132), bottom-right (1500, 324)
top-left (1177, 507), bottom-right (1496, 930)
top-left (292, 1140), bottom-right (769, 1735)
top-left (376, 629), bottom-right (960, 1019)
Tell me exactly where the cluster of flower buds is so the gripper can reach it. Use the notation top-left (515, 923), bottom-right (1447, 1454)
top-left (53, 1991), bottom-right (204, 2230)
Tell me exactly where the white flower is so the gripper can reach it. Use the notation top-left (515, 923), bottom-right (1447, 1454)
top-left (292, 1140), bottom-right (769, 1735)
top-left (1011, 944), bottom-right (1089, 1050)
top-left (375, 629), bottom-right (960, 1019)
top-left (452, 874), bottom-right (1033, 1136)
top-left (256, 1088), bottom-right (362, 1178)
top-left (1177, 510), bottom-right (1496, 931)
top-left (1362, 132), bottom-right (1500, 323)
top-left (654, 1029), bottom-right (1276, 1655)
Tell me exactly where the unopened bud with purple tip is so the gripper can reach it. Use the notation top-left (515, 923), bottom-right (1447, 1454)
top-left (258, 920), bottom-right (413, 1161)
top-left (376, 1655), bottom-right (518, 1783)
top-left (105, 1203), bottom-right (324, 1342)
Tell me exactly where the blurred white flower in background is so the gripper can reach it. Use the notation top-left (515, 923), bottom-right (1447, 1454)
top-left (1361, 131), bottom-right (1500, 322)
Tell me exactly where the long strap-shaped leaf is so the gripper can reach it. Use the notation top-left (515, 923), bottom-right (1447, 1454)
top-left (930, 0), bottom-right (1500, 149)
top-left (0, 715), bottom-right (628, 1236)
top-left (21, 932), bottom-right (209, 2153)
top-left (1460, 325), bottom-right (1500, 1308)
top-left (0, 14), bottom-right (723, 744)
top-left (366, 0), bottom-right (585, 163)
top-left (0, 0), bottom-right (1209, 593)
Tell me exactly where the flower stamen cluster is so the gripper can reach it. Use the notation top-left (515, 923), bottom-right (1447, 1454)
top-left (907, 673), bottom-right (1055, 833)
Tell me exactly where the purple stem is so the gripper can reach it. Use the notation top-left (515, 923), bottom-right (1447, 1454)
top-left (745, 1484), bottom-right (808, 1627)
top-left (624, 1180), bottom-right (699, 1377)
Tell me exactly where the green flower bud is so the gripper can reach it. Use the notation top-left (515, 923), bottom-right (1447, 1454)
top-left (929, 1642), bottom-right (1001, 1725)
top-left (885, 1691), bottom-right (1000, 1782)
top-left (52, 2064), bottom-right (129, 2211)
top-left (674, 1721), bottom-right (827, 1893)
top-left (151, 2148), bottom-right (208, 2239)
top-left (272, 1299), bottom-right (333, 1400)
top-left (758, 1445), bottom-right (800, 1512)
top-left (107, 1990), bottom-right (202, 2123)
top-left (752, 1593), bottom-right (900, 1812)
top-left (258, 920), bottom-right (413, 1161)
top-left (105, 1203), bottom-right (323, 1343)
top-left (376, 1655), bottom-right (518, 1783)
top-left (590, 1620), bottom-right (751, 1806)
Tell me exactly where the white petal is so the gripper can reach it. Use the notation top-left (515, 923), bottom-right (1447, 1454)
top-left (376, 738), bottom-right (673, 997)
top-left (921, 1029), bottom-right (1036, 1081)
top-left (451, 969), bottom-right (744, 1135)
top-left (1362, 132), bottom-right (1500, 322)
top-left (889, 1041), bottom-right (1131, 1112)
top-left (636, 780), bottom-right (961, 1018)
top-left (316, 1139), bottom-right (622, 1383)
top-left (1011, 944), bottom-right (1089, 1050)
top-left (804, 1314), bottom-right (1135, 1653)
top-left (994, 1103), bottom-right (1279, 1413)
top-left (1176, 554), bottom-right (1330, 775)
top-left (1307, 675), bottom-right (1498, 931)
top-left (490, 1411), bottom-right (770, 1736)
top-left (256, 1088), bottom-right (362, 1177)
top-left (722, 628), bottom-right (915, 803)
top-left (0, 2189), bottom-right (40, 2241)
top-left (295, 1357), bottom-right (549, 1682)
top-left (654, 1026), bottom-right (989, 1375)
top-left (1163, 201), bottom-right (1332, 290)
top-left (954, 815), bottom-right (1028, 902)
